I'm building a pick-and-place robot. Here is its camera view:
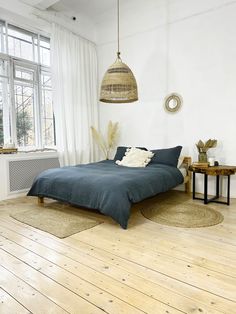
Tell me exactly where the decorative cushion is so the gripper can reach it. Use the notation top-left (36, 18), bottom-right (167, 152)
top-left (116, 147), bottom-right (154, 168)
top-left (114, 146), bottom-right (147, 161)
top-left (151, 146), bottom-right (182, 167)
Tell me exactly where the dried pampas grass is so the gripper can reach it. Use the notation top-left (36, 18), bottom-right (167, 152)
top-left (91, 121), bottom-right (119, 159)
top-left (91, 126), bottom-right (107, 158)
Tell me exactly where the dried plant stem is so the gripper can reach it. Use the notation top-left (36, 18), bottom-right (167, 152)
top-left (91, 121), bottom-right (119, 159)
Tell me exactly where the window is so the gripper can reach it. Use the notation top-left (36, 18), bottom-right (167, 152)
top-left (0, 20), bottom-right (55, 150)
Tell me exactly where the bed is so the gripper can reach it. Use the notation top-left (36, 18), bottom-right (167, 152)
top-left (27, 147), bottom-right (192, 229)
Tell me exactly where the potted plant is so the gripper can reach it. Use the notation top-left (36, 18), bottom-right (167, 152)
top-left (196, 139), bottom-right (217, 163)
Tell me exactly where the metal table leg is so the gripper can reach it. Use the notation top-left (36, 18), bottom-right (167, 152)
top-left (192, 172), bottom-right (196, 199)
top-left (216, 175), bottom-right (220, 198)
top-left (227, 175), bottom-right (230, 205)
top-left (204, 174), bottom-right (208, 204)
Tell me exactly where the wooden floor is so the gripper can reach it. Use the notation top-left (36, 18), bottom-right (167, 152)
top-left (0, 192), bottom-right (236, 314)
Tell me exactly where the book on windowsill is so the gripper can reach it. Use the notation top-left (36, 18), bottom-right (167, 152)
top-left (192, 162), bottom-right (209, 168)
top-left (0, 147), bottom-right (18, 154)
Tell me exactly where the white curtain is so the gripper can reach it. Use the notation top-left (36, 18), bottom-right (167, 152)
top-left (51, 24), bottom-right (99, 166)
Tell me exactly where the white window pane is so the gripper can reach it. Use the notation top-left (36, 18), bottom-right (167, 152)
top-left (8, 36), bottom-right (34, 61)
top-left (40, 46), bottom-right (50, 66)
top-left (0, 59), bottom-right (8, 77)
top-left (14, 84), bottom-right (35, 147)
top-left (0, 80), bottom-right (5, 146)
top-left (0, 22), bottom-right (6, 54)
top-left (40, 37), bottom-right (50, 66)
top-left (0, 58), bottom-right (11, 146)
top-left (8, 28), bottom-right (32, 42)
top-left (15, 68), bottom-right (34, 81)
top-left (42, 88), bottom-right (55, 146)
top-left (8, 26), bottom-right (35, 62)
top-left (42, 74), bottom-right (51, 88)
top-left (34, 37), bottom-right (39, 63)
top-left (41, 72), bottom-right (54, 147)
top-left (0, 77), bottom-right (10, 146)
top-left (0, 107), bottom-right (2, 146)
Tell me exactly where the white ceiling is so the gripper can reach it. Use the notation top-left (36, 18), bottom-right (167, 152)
top-left (19, 0), bottom-right (162, 41)
top-left (52, 0), bottom-right (116, 21)
top-left (22, 0), bottom-right (148, 24)
top-left (19, 0), bottom-right (118, 41)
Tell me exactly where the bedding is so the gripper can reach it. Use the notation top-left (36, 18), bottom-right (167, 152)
top-left (28, 160), bottom-right (184, 229)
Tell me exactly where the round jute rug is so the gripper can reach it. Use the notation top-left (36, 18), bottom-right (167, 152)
top-left (141, 202), bottom-right (224, 228)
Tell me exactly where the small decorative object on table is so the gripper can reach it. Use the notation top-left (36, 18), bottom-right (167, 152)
top-left (196, 139), bottom-right (217, 163)
top-left (192, 162), bottom-right (209, 168)
top-left (208, 157), bottom-right (215, 166)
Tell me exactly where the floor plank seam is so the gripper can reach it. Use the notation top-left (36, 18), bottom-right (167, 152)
top-left (0, 234), bottom-right (184, 314)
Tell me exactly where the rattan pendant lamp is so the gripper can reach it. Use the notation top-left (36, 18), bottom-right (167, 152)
top-left (99, 0), bottom-right (138, 103)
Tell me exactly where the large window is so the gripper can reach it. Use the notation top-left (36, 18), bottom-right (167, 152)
top-left (0, 20), bottom-right (55, 150)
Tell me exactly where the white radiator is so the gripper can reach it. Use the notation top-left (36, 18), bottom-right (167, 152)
top-left (8, 157), bottom-right (60, 193)
top-left (0, 152), bottom-right (60, 200)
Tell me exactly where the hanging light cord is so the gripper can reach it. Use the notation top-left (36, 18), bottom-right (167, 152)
top-left (117, 0), bottom-right (121, 59)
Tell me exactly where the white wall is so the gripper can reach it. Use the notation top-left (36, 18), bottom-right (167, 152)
top-left (97, 0), bottom-right (236, 197)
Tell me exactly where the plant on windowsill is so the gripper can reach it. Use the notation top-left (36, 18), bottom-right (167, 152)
top-left (91, 121), bottom-right (119, 160)
top-left (196, 139), bottom-right (217, 163)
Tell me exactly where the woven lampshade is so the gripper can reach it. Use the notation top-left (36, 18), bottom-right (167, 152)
top-left (99, 0), bottom-right (138, 103)
top-left (100, 56), bottom-right (138, 103)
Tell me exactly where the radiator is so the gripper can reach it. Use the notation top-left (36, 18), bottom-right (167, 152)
top-left (8, 157), bottom-right (60, 193)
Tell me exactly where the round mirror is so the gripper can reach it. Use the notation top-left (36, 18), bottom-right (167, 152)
top-left (164, 93), bottom-right (182, 113)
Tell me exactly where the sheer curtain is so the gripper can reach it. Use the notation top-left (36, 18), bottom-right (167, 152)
top-left (51, 24), bottom-right (98, 166)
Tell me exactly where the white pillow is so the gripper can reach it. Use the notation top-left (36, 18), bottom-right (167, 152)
top-left (116, 147), bottom-right (154, 167)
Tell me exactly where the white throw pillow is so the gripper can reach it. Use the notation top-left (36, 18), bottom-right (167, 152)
top-left (116, 147), bottom-right (154, 167)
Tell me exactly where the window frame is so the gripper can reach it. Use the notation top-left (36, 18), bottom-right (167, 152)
top-left (0, 20), bottom-right (54, 150)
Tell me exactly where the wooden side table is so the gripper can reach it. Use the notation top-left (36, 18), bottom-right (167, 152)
top-left (189, 165), bottom-right (236, 205)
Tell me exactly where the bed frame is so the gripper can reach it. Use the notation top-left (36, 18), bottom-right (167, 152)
top-left (37, 156), bottom-right (192, 205)
top-left (182, 156), bottom-right (192, 194)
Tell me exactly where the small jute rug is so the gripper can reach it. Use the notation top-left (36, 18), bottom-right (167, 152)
top-left (10, 202), bottom-right (102, 238)
top-left (141, 192), bottom-right (224, 228)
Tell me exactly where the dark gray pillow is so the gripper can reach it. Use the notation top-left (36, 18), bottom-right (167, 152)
top-left (151, 146), bottom-right (182, 167)
top-left (114, 146), bottom-right (147, 161)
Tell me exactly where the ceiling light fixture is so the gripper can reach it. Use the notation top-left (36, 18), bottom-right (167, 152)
top-left (99, 0), bottom-right (138, 103)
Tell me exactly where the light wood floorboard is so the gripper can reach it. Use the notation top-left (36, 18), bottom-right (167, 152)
top-left (0, 192), bottom-right (236, 314)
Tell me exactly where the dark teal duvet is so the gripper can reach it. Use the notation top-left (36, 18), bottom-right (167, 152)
top-left (28, 160), bottom-right (184, 229)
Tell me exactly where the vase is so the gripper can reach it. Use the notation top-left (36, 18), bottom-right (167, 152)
top-left (198, 152), bottom-right (207, 163)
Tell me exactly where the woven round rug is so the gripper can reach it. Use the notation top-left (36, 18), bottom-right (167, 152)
top-left (141, 202), bottom-right (224, 228)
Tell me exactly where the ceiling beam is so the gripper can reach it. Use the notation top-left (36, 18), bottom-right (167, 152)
top-left (20, 0), bottom-right (44, 5)
top-left (21, 0), bottom-right (60, 10)
top-left (35, 0), bottom-right (60, 10)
